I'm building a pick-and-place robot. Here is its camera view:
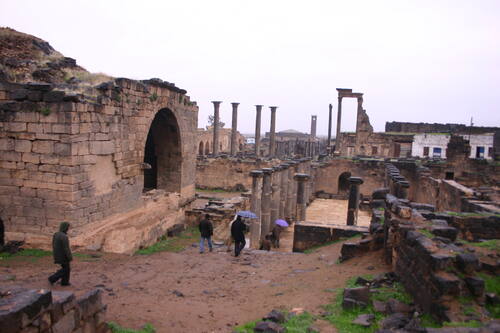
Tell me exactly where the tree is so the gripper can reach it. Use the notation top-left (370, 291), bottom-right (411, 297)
top-left (207, 115), bottom-right (225, 128)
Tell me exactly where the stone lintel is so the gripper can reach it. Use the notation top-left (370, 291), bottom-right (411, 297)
top-left (348, 176), bottom-right (364, 185)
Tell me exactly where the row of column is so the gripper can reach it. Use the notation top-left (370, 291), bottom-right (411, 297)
top-left (211, 102), bottom-right (279, 158)
top-left (211, 102), bottom-right (322, 159)
top-left (385, 164), bottom-right (410, 199)
top-left (248, 158), bottom-right (318, 248)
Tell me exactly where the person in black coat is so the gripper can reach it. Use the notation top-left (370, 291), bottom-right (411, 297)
top-left (231, 215), bottom-right (246, 257)
top-left (48, 222), bottom-right (73, 286)
top-left (198, 214), bottom-right (213, 253)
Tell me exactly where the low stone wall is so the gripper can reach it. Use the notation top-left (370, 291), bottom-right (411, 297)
top-left (195, 157), bottom-right (276, 191)
top-left (292, 223), bottom-right (367, 252)
top-left (0, 287), bottom-right (108, 333)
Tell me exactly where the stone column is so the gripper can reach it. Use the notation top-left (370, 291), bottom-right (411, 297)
top-left (310, 164), bottom-right (318, 203)
top-left (260, 168), bottom-right (273, 238)
top-left (336, 96), bottom-right (342, 152)
top-left (347, 177), bottom-right (364, 226)
top-left (279, 163), bottom-right (289, 219)
top-left (393, 175), bottom-right (405, 198)
top-left (285, 161), bottom-right (295, 220)
top-left (269, 106), bottom-right (277, 158)
top-left (249, 170), bottom-right (263, 248)
top-left (310, 115), bottom-right (317, 138)
top-left (230, 102), bottom-right (239, 156)
top-left (270, 165), bottom-right (281, 227)
top-left (212, 101), bottom-right (222, 156)
top-left (355, 96), bottom-right (364, 133)
top-left (294, 173), bottom-right (310, 222)
top-left (327, 103), bottom-right (333, 149)
top-left (255, 105), bottom-right (262, 157)
top-left (398, 181), bottom-right (410, 200)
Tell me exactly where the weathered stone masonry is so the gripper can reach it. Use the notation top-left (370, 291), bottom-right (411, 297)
top-left (0, 78), bottom-right (198, 250)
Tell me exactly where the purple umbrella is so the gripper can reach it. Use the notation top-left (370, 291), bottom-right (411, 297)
top-left (275, 219), bottom-right (289, 227)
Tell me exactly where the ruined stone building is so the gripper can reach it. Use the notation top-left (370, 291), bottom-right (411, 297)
top-left (0, 28), bottom-right (198, 253)
top-left (197, 127), bottom-right (246, 156)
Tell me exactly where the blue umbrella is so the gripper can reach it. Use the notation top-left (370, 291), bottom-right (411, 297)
top-left (236, 211), bottom-right (258, 219)
top-left (275, 219), bottom-right (289, 227)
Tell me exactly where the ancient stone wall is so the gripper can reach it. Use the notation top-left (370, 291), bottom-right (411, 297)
top-left (196, 127), bottom-right (246, 156)
top-left (0, 78), bottom-right (198, 250)
top-left (314, 158), bottom-right (385, 197)
top-left (0, 287), bottom-right (108, 333)
top-left (385, 121), bottom-right (500, 135)
top-left (195, 157), bottom-right (277, 191)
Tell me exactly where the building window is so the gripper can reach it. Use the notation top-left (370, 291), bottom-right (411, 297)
top-left (488, 147), bottom-right (493, 157)
top-left (432, 147), bottom-right (442, 158)
top-left (372, 146), bottom-right (378, 155)
top-left (445, 172), bottom-right (454, 180)
top-left (476, 146), bottom-right (485, 159)
top-left (423, 147), bottom-right (429, 157)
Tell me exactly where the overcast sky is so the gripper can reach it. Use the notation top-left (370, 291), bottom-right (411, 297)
top-left (1, 0), bottom-right (499, 135)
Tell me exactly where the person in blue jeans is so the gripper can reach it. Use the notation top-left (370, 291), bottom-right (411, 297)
top-left (198, 214), bottom-right (213, 253)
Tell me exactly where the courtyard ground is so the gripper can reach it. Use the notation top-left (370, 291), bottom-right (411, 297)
top-left (0, 239), bottom-right (389, 332)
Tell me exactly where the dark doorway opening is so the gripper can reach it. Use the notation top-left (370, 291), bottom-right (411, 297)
top-left (445, 172), bottom-right (454, 180)
top-left (143, 108), bottom-right (182, 192)
top-left (198, 141), bottom-right (204, 155)
top-left (338, 172), bottom-right (351, 194)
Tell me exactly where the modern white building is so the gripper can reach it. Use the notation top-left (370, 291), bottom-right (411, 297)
top-left (411, 133), bottom-right (450, 158)
top-left (460, 133), bottom-right (494, 159)
top-left (411, 133), bottom-right (494, 160)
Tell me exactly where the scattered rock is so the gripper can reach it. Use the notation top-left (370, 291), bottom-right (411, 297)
top-left (355, 276), bottom-right (371, 286)
top-left (380, 313), bottom-right (410, 329)
top-left (172, 290), bottom-right (184, 297)
top-left (385, 298), bottom-right (414, 314)
top-left (352, 314), bottom-right (375, 327)
top-left (373, 300), bottom-right (387, 313)
top-left (253, 321), bottom-right (285, 333)
top-left (263, 310), bottom-right (285, 324)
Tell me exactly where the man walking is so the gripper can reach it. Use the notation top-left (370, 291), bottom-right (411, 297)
top-left (198, 214), bottom-right (213, 253)
top-left (231, 215), bottom-right (246, 257)
top-left (48, 222), bottom-right (73, 286)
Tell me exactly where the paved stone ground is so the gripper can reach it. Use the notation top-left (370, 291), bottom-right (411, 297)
top-left (305, 199), bottom-right (371, 227)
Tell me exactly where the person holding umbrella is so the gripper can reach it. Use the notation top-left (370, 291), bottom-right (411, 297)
top-left (231, 215), bottom-right (247, 257)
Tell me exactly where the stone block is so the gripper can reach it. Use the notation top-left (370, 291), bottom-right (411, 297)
top-left (40, 154), bottom-right (59, 165)
top-left (27, 90), bottom-right (43, 102)
top-left (456, 253), bottom-right (480, 274)
top-left (8, 122), bottom-right (27, 132)
top-left (372, 187), bottom-right (389, 200)
top-left (77, 289), bottom-right (103, 319)
top-left (0, 138), bottom-right (15, 150)
top-left (32, 141), bottom-right (54, 154)
top-left (254, 321), bottom-right (285, 333)
top-left (89, 141), bottom-right (114, 155)
top-left (11, 89), bottom-right (29, 101)
top-left (464, 276), bottom-right (484, 297)
top-left (52, 309), bottom-right (76, 333)
top-left (343, 287), bottom-right (370, 307)
top-left (0, 288), bottom-right (52, 332)
top-left (54, 143), bottom-right (72, 156)
top-left (432, 273), bottom-right (460, 296)
top-left (14, 140), bottom-right (32, 153)
top-left (431, 226), bottom-right (458, 241)
top-left (52, 124), bottom-right (70, 134)
top-left (27, 123), bottom-right (44, 133)
top-left (22, 153), bottom-right (40, 164)
top-left (43, 91), bottom-right (65, 103)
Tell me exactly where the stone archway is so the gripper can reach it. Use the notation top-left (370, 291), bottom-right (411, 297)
top-left (338, 171), bottom-right (351, 194)
top-left (198, 141), bottom-right (204, 155)
top-left (143, 108), bottom-right (182, 192)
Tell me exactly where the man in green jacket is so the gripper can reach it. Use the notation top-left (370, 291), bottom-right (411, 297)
top-left (48, 222), bottom-right (73, 286)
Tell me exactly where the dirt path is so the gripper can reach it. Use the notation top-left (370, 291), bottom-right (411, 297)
top-left (1, 242), bottom-right (390, 333)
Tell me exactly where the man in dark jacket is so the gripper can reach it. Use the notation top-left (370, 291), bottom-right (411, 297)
top-left (231, 216), bottom-right (246, 257)
top-left (198, 214), bottom-right (213, 253)
top-left (48, 222), bottom-right (73, 286)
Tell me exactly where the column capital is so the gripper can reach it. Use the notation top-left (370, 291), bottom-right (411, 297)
top-left (255, 105), bottom-right (263, 110)
top-left (269, 106), bottom-right (278, 111)
top-left (261, 168), bottom-right (274, 175)
top-left (272, 165), bottom-right (283, 172)
top-left (211, 101), bottom-right (222, 106)
top-left (348, 176), bottom-right (364, 185)
top-left (250, 170), bottom-right (263, 178)
top-left (279, 163), bottom-right (290, 169)
top-left (231, 102), bottom-right (240, 107)
top-left (398, 180), bottom-right (410, 188)
top-left (294, 173), bottom-right (310, 181)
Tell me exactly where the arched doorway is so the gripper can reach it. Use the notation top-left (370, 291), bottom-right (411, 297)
top-left (338, 172), bottom-right (351, 194)
top-left (143, 108), bottom-right (181, 192)
top-left (198, 141), bottom-right (204, 155)
top-left (205, 142), bottom-right (210, 155)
